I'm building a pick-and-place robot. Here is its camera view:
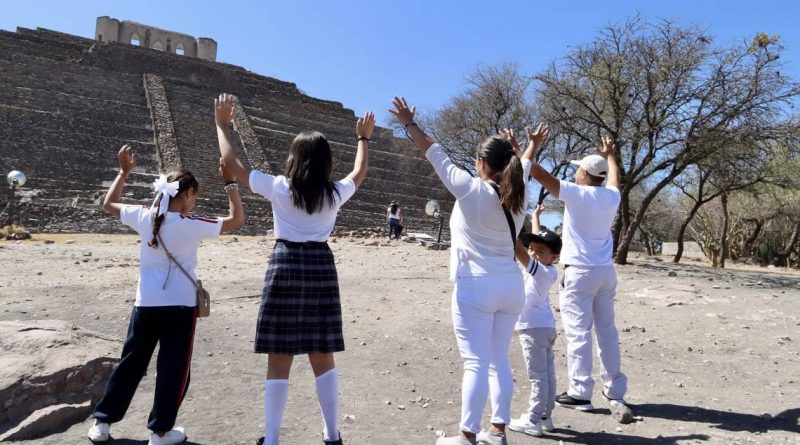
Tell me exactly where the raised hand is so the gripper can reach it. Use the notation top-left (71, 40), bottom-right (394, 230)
top-left (534, 203), bottom-right (545, 217)
top-left (526, 123), bottom-right (550, 150)
top-left (215, 93), bottom-right (236, 128)
top-left (388, 96), bottom-right (416, 126)
top-left (356, 111), bottom-right (376, 140)
top-left (597, 135), bottom-right (616, 158)
top-left (118, 144), bottom-right (136, 174)
top-left (500, 128), bottom-right (520, 151)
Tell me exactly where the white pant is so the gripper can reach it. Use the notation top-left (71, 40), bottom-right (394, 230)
top-left (559, 265), bottom-right (627, 400)
top-left (452, 274), bottom-right (525, 433)
top-left (518, 327), bottom-right (557, 417)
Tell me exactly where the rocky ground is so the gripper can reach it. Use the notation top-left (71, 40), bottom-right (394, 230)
top-left (0, 234), bottom-right (798, 445)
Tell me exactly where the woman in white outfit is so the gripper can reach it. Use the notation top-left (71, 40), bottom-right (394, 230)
top-left (389, 97), bottom-right (536, 445)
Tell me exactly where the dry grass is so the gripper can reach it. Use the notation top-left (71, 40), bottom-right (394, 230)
top-left (0, 224), bottom-right (29, 238)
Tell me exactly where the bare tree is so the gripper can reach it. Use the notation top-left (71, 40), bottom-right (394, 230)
top-left (535, 17), bottom-right (800, 264)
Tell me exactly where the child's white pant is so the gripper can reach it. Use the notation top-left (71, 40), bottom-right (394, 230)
top-left (518, 327), bottom-right (557, 418)
top-left (559, 265), bottom-right (627, 401)
top-left (451, 274), bottom-right (525, 433)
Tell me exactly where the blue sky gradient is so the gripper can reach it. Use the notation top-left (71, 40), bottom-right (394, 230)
top-left (2, 0), bottom-right (798, 124)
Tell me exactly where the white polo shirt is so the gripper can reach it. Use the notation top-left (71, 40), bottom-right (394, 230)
top-left (121, 206), bottom-right (222, 307)
top-left (425, 143), bottom-right (532, 281)
top-left (515, 259), bottom-right (558, 330)
top-left (558, 180), bottom-right (620, 266)
top-left (249, 170), bottom-right (357, 242)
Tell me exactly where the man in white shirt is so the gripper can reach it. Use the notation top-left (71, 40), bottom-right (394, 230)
top-left (528, 136), bottom-right (633, 424)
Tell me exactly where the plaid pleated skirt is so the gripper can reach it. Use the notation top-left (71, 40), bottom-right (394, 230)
top-left (254, 239), bottom-right (345, 355)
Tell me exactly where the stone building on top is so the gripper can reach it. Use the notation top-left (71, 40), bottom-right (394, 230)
top-left (95, 16), bottom-right (217, 61)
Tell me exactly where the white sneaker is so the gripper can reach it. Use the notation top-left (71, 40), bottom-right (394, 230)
top-left (476, 430), bottom-right (508, 445)
top-left (541, 415), bottom-right (555, 432)
top-left (87, 420), bottom-right (110, 442)
top-left (436, 434), bottom-right (477, 445)
top-left (509, 415), bottom-right (542, 437)
top-left (148, 427), bottom-right (187, 445)
top-left (603, 393), bottom-right (634, 424)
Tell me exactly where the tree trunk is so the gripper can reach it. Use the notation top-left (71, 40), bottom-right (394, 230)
top-left (739, 219), bottom-right (763, 255)
top-left (775, 221), bottom-right (800, 267)
top-left (615, 171), bottom-right (681, 265)
top-left (674, 200), bottom-right (705, 264)
top-left (719, 192), bottom-right (729, 268)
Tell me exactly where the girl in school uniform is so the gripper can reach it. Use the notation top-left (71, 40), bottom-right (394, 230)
top-left (389, 97), bottom-right (541, 445)
top-left (386, 200), bottom-right (403, 240)
top-left (213, 94), bottom-right (374, 445)
top-left (88, 145), bottom-right (244, 445)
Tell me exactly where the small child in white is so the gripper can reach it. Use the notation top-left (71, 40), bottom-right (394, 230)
top-left (509, 204), bottom-right (562, 438)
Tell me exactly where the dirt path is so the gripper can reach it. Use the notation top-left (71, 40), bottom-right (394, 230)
top-left (1, 235), bottom-right (798, 444)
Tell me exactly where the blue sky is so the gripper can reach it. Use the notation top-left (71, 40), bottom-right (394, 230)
top-left (2, 0), bottom-right (798, 126)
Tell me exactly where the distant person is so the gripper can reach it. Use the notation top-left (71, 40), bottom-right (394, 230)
top-left (528, 135), bottom-right (633, 423)
top-left (390, 95), bottom-right (548, 445)
top-left (214, 93), bottom-right (374, 445)
top-left (508, 203), bottom-right (562, 438)
top-left (386, 200), bottom-right (403, 239)
top-left (88, 145), bottom-right (244, 445)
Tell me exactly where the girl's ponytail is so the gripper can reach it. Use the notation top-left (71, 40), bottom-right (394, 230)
top-left (148, 194), bottom-right (166, 248)
top-left (477, 135), bottom-right (526, 214)
top-left (499, 155), bottom-right (524, 214)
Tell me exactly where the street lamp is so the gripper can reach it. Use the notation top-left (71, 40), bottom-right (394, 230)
top-left (5, 170), bottom-right (26, 226)
top-left (425, 199), bottom-right (445, 244)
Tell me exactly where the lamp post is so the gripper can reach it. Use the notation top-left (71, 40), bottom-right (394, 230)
top-left (425, 199), bottom-right (445, 245)
top-left (6, 170), bottom-right (26, 227)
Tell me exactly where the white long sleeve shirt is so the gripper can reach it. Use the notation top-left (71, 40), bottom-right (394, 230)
top-left (425, 143), bottom-right (531, 281)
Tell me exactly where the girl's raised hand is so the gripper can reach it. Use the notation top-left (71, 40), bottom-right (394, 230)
top-left (356, 111), bottom-right (375, 140)
top-left (526, 123), bottom-right (550, 150)
top-left (388, 96), bottom-right (416, 126)
top-left (215, 93), bottom-right (235, 128)
top-left (118, 144), bottom-right (136, 174)
top-left (500, 128), bottom-right (520, 150)
top-left (534, 203), bottom-right (545, 217)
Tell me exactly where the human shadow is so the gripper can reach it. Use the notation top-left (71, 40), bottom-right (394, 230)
top-left (545, 429), bottom-right (709, 445)
top-left (634, 403), bottom-right (800, 434)
top-left (110, 440), bottom-right (205, 445)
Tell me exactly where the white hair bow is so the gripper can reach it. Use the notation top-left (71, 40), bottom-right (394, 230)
top-left (151, 174), bottom-right (180, 217)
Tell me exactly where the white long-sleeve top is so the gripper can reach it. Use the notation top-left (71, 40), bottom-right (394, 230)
top-left (425, 143), bottom-right (532, 281)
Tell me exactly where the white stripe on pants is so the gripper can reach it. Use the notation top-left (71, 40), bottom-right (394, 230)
top-left (452, 274), bottom-right (525, 433)
top-left (518, 327), bottom-right (557, 418)
top-left (559, 265), bottom-right (627, 400)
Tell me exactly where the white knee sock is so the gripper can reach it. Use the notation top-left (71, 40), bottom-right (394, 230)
top-left (264, 379), bottom-right (289, 445)
top-left (315, 368), bottom-right (339, 441)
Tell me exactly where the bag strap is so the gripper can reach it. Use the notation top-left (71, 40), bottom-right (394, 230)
top-left (156, 233), bottom-right (200, 290)
top-left (488, 182), bottom-right (517, 259)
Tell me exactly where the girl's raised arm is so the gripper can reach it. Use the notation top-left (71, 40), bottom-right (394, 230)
top-left (215, 93), bottom-right (252, 189)
top-left (388, 96), bottom-right (435, 153)
top-left (346, 111), bottom-right (374, 188)
top-left (102, 144), bottom-right (136, 219)
top-left (218, 157), bottom-right (245, 233)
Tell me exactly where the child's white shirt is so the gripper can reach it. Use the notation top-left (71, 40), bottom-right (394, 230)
top-left (558, 180), bottom-right (621, 266)
top-left (249, 170), bottom-right (356, 242)
top-left (515, 259), bottom-right (558, 330)
top-left (121, 206), bottom-right (222, 307)
top-left (425, 143), bottom-right (532, 281)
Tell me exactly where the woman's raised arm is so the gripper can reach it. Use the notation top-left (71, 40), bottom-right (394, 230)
top-left (102, 144), bottom-right (136, 219)
top-left (215, 93), bottom-right (252, 189)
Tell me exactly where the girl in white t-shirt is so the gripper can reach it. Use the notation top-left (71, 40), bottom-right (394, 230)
top-left (88, 145), bottom-right (244, 445)
top-left (386, 200), bottom-right (403, 239)
top-left (214, 94), bottom-right (374, 445)
top-left (389, 97), bottom-right (538, 445)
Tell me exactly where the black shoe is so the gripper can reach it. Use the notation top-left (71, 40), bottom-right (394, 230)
top-left (555, 392), bottom-right (594, 411)
top-left (256, 438), bottom-right (264, 445)
top-left (324, 431), bottom-right (343, 445)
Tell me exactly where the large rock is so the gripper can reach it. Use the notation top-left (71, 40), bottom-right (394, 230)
top-left (0, 320), bottom-right (118, 442)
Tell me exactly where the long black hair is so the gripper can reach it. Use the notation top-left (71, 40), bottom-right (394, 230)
top-left (284, 131), bottom-right (340, 214)
top-left (476, 136), bottom-right (525, 214)
top-left (148, 171), bottom-right (199, 248)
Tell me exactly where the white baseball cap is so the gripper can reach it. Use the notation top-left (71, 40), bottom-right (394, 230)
top-left (570, 154), bottom-right (608, 178)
